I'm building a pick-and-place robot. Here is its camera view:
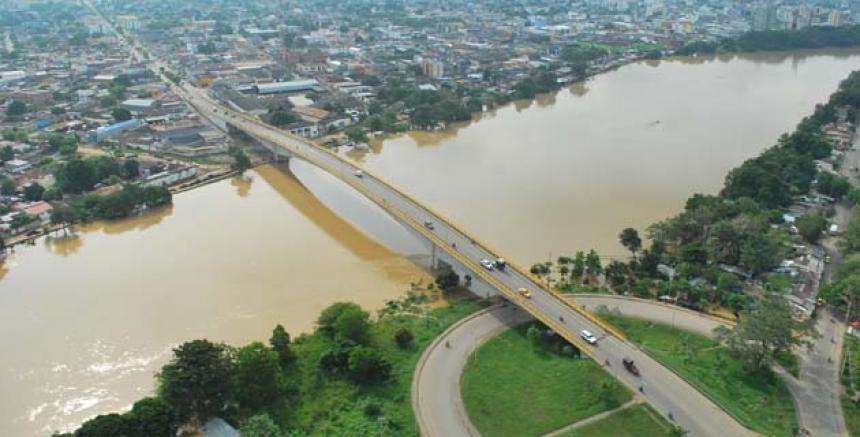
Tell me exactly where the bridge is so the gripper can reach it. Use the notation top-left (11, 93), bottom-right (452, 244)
top-left (182, 86), bottom-right (749, 437)
top-left (82, 3), bottom-right (750, 434)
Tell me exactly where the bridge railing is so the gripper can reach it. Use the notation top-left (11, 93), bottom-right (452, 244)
top-left (191, 89), bottom-right (626, 342)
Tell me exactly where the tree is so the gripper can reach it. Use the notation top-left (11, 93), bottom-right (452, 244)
top-left (369, 115), bottom-right (385, 132)
top-left (347, 346), bottom-right (392, 384)
top-left (605, 261), bottom-right (628, 288)
top-left (122, 159), bottom-right (140, 179)
top-left (738, 232), bottom-right (784, 277)
top-left (435, 266), bottom-right (460, 291)
top-left (619, 228), bottom-right (642, 257)
top-left (841, 212), bottom-right (860, 254)
top-left (572, 251), bottom-right (586, 279)
top-left (0, 145), bottom-right (13, 161)
top-left (112, 107), bottom-right (132, 121)
top-left (240, 413), bottom-right (283, 437)
top-left (53, 158), bottom-right (99, 193)
top-left (816, 171), bottom-right (851, 199)
top-left (127, 397), bottom-right (177, 436)
top-left (0, 178), bottom-right (15, 195)
top-left (229, 146), bottom-right (251, 172)
top-left (334, 305), bottom-right (372, 345)
top-left (317, 302), bottom-right (371, 344)
top-left (269, 324), bottom-right (294, 367)
top-left (585, 249), bottom-right (602, 276)
top-left (74, 413), bottom-right (132, 437)
top-left (233, 342), bottom-right (283, 411)
top-left (269, 111), bottom-right (296, 127)
top-left (100, 95), bottom-right (116, 108)
top-left (157, 339), bottom-right (234, 422)
top-left (345, 127), bottom-right (368, 144)
top-left (22, 182), bottom-right (44, 201)
top-left (795, 212), bottom-right (828, 243)
top-left (715, 294), bottom-right (816, 371)
top-left (848, 188), bottom-right (860, 205)
top-left (7, 100), bottom-right (27, 116)
top-left (394, 326), bottom-right (414, 348)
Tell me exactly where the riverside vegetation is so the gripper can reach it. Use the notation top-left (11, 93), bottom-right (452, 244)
top-left (59, 293), bottom-right (485, 436)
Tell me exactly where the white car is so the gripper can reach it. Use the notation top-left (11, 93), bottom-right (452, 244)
top-left (480, 259), bottom-right (495, 271)
top-left (353, 170), bottom-right (363, 178)
top-left (580, 330), bottom-right (598, 345)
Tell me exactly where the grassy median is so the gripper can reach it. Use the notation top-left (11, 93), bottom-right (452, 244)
top-left (599, 311), bottom-right (796, 436)
top-left (563, 403), bottom-right (675, 437)
top-left (461, 322), bottom-right (631, 437)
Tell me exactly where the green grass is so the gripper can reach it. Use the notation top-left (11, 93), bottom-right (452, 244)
top-left (841, 334), bottom-right (860, 436)
top-left (563, 403), bottom-right (675, 437)
top-left (461, 323), bottom-right (632, 437)
top-left (843, 396), bottom-right (860, 436)
top-left (274, 294), bottom-right (487, 435)
top-left (600, 312), bottom-right (797, 436)
top-left (775, 350), bottom-right (800, 378)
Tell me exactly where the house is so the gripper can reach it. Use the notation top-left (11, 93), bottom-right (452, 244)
top-left (121, 98), bottom-right (160, 112)
top-left (255, 79), bottom-right (319, 95)
top-left (200, 417), bottom-right (238, 437)
top-left (5, 159), bottom-right (32, 174)
top-left (20, 201), bottom-right (53, 224)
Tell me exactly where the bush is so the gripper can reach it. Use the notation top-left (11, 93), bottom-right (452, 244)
top-left (394, 327), bottom-right (414, 348)
top-left (347, 346), bottom-right (392, 384)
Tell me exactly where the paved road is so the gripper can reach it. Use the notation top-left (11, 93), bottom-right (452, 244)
top-left (83, 5), bottom-right (748, 434)
top-left (415, 295), bottom-right (849, 437)
top-left (413, 296), bottom-right (750, 437)
top-left (781, 309), bottom-right (848, 436)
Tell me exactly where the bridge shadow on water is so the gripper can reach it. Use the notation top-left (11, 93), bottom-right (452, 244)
top-left (255, 162), bottom-right (433, 281)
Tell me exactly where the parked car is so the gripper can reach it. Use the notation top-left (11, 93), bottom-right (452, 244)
top-left (580, 330), bottom-right (597, 345)
top-left (480, 259), bottom-right (495, 271)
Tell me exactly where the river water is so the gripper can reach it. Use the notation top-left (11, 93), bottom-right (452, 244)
top-left (3, 50), bottom-right (860, 435)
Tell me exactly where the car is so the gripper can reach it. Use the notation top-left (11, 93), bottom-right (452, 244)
top-left (423, 220), bottom-right (435, 230)
top-left (518, 287), bottom-right (532, 298)
top-left (580, 330), bottom-right (598, 345)
top-left (353, 170), bottom-right (363, 178)
top-left (825, 255), bottom-right (832, 263)
top-left (480, 259), bottom-right (495, 271)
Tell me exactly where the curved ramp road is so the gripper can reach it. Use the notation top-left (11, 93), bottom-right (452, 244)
top-left (412, 297), bottom-right (735, 437)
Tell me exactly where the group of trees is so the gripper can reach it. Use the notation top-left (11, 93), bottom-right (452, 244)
top-left (376, 84), bottom-right (473, 129)
top-left (75, 184), bottom-right (172, 220)
top-left (69, 299), bottom-right (410, 436)
top-left (512, 69), bottom-right (558, 100)
top-left (68, 329), bottom-right (295, 437)
top-left (228, 146), bottom-right (252, 172)
top-left (716, 294), bottom-right (816, 371)
top-left (677, 25), bottom-right (860, 56)
top-left (316, 303), bottom-right (393, 384)
top-left (53, 156), bottom-right (139, 194)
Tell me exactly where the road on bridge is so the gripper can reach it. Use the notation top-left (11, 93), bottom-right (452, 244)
top-left (81, 5), bottom-right (750, 433)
